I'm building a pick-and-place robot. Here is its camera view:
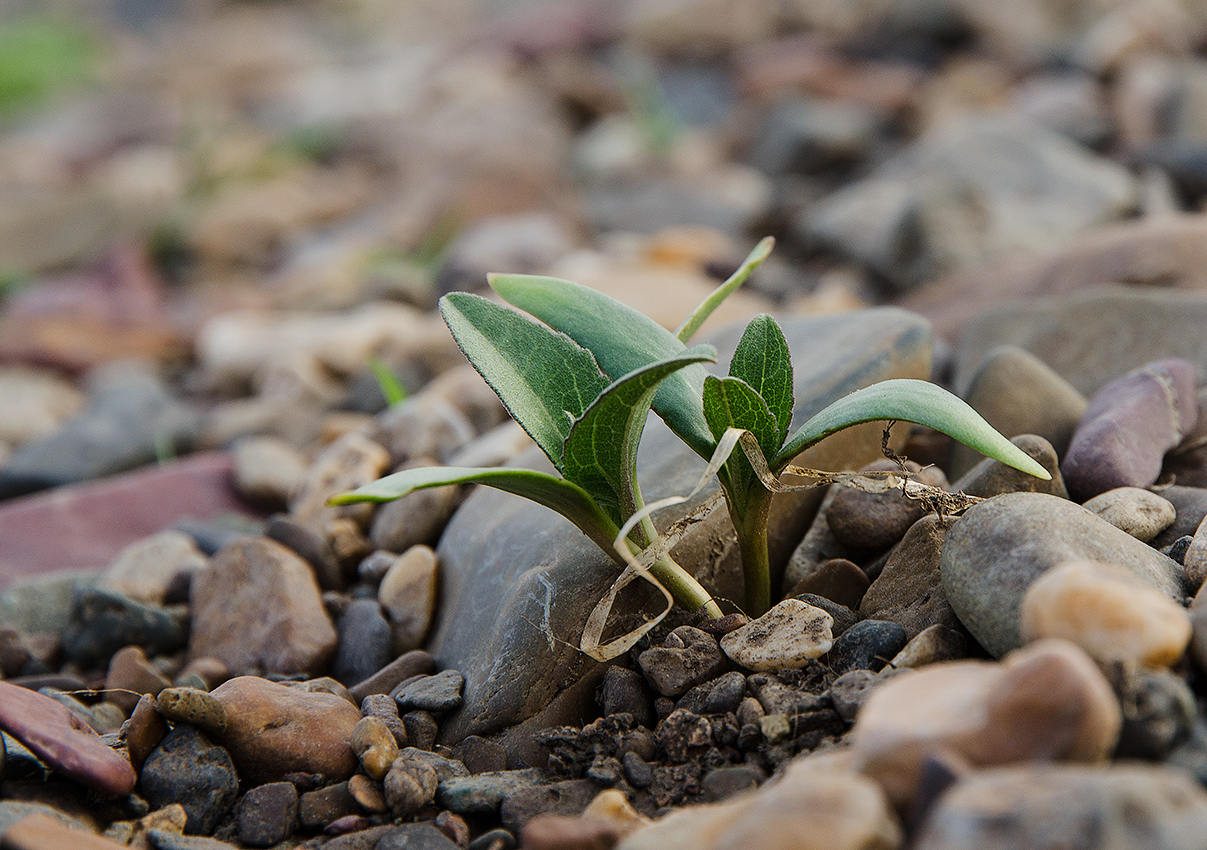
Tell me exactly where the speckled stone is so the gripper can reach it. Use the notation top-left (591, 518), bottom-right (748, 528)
top-left (638, 627), bottom-right (728, 697)
top-left (156, 688), bottom-right (228, 737)
top-left (139, 726), bottom-right (238, 835)
top-left (720, 599), bottom-right (833, 672)
top-left (1082, 488), bottom-right (1176, 543)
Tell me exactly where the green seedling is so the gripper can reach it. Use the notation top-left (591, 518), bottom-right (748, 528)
top-left (333, 292), bottom-right (724, 623)
top-left (490, 238), bottom-right (1051, 617)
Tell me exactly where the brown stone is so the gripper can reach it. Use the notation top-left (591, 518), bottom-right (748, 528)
top-left (2, 813), bottom-right (128, 850)
top-left (104, 645), bottom-right (171, 715)
top-left (210, 676), bottom-right (361, 785)
top-left (859, 516), bottom-right (960, 639)
top-left (123, 693), bottom-right (168, 773)
top-left (189, 536), bottom-right (337, 677)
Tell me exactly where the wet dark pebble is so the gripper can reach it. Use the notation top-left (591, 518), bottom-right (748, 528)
top-left (61, 587), bottom-right (188, 669)
top-left (451, 734), bottom-right (508, 774)
top-left (236, 781), bottom-right (299, 847)
top-left (827, 619), bottom-right (908, 674)
top-left (334, 599), bottom-right (393, 686)
top-left (393, 669), bottom-right (465, 713)
top-left (598, 665), bottom-right (654, 728)
top-left (376, 822), bottom-right (462, 850)
top-left (1115, 669), bottom-right (1196, 761)
top-left (139, 727), bottom-right (238, 835)
top-left (403, 710), bottom-right (440, 750)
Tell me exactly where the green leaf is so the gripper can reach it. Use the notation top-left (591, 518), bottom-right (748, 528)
top-left (675, 237), bottom-right (775, 343)
top-left (563, 346), bottom-right (716, 526)
top-left (439, 292), bottom-right (610, 471)
top-left (331, 465), bottom-right (621, 552)
top-left (775, 379), bottom-right (1052, 480)
top-left (728, 314), bottom-right (793, 446)
top-left (368, 357), bottom-right (408, 407)
top-left (489, 273), bottom-right (716, 459)
top-left (702, 376), bottom-right (780, 516)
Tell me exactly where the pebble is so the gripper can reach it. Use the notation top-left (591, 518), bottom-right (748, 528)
top-left (638, 626), bottom-right (728, 696)
top-left (209, 675), bottom-right (361, 785)
top-left (785, 557), bottom-right (868, 610)
top-left (949, 345), bottom-right (1088, 478)
top-left (359, 694), bottom-right (409, 748)
top-left (348, 774), bottom-right (389, 813)
top-left (826, 459), bottom-right (948, 551)
top-left (598, 666), bottom-right (654, 728)
top-left (913, 763), bottom-right (1207, 850)
top-left (263, 514), bottom-right (343, 591)
top-left (0, 680), bottom-right (136, 796)
top-left (377, 822), bottom-right (462, 850)
top-left (104, 645), bottom-right (171, 714)
top-left (791, 593), bottom-right (857, 637)
top-left (392, 669), bottom-right (465, 713)
top-left (0, 367), bottom-right (83, 447)
top-left (748, 94), bottom-right (882, 177)
top-left (61, 587), bottom-right (188, 670)
top-left (188, 536), bottom-right (337, 677)
top-left (231, 436), bottom-right (308, 508)
top-left (859, 515), bottom-right (960, 639)
top-left (500, 779), bottom-right (597, 835)
top-left (235, 782), bottom-right (299, 848)
top-left (383, 756), bottom-right (439, 817)
top-left (333, 599), bottom-right (393, 687)
top-left (450, 734), bottom-right (507, 775)
top-left (372, 395), bottom-right (479, 468)
top-left (139, 726), bottom-right (238, 835)
top-left (851, 640), bottom-right (1121, 808)
top-left (1, 813), bottom-right (128, 850)
top-left (437, 769), bottom-right (547, 815)
top-left (97, 530), bottom-right (208, 606)
top-left (299, 782), bottom-right (360, 830)
top-left (156, 687), bottom-right (228, 736)
top-left (827, 620), bottom-right (908, 674)
top-left (403, 711), bottom-right (440, 752)
top-left (1179, 513), bottom-right (1207, 592)
top-left (378, 545), bottom-right (439, 653)
top-left (940, 492), bottom-right (1184, 657)
top-left (721, 599), bottom-right (833, 672)
top-left (888, 624), bottom-right (967, 670)
top-left (396, 746), bottom-right (470, 782)
top-left (124, 693), bottom-right (168, 772)
top-left (1020, 560), bottom-right (1192, 668)
top-left (350, 716), bottom-right (399, 781)
top-left (288, 431), bottom-right (391, 534)
top-left (1082, 487), bottom-right (1177, 542)
top-left (1061, 358), bottom-right (1198, 502)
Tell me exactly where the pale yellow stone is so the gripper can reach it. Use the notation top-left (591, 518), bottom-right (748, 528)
top-left (720, 599), bottom-right (833, 671)
top-left (1020, 560), bottom-right (1191, 668)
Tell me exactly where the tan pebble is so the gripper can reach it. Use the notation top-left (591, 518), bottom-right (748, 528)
top-left (4, 813), bottom-right (129, 850)
top-left (1021, 560), bottom-right (1191, 668)
top-left (157, 687), bottom-right (228, 736)
top-left (378, 545), bottom-right (439, 653)
top-left (584, 788), bottom-right (649, 835)
top-left (291, 677), bottom-right (356, 704)
top-left (350, 716), bottom-right (399, 781)
top-left (124, 693), bottom-right (168, 772)
top-left (348, 773), bottom-right (389, 813)
top-left (105, 645), bottom-right (171, 715)
top-left (175, 656), bottom-right (227, 690)
top-left (851, 639), bottom-right (1121, 809)
top-left (888, 624), bottom-right (966, 669)
top-left (720, 599), bottom-right (833, 671)
top-left (1082, 487), bottom-right (1175, 542)
top-left (383, 758), bottom-right (438, 817)
top-left (760, 714), bottom-right (791, 744)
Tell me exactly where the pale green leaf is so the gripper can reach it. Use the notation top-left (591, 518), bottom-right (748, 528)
top-left (330, 465), bottom-right (621, 551)
top-left (439, 292), bottom-right (609, 470)
top-left (563, 346), bottom-right (715, 525)
top-left (489, 273), bottom-right (716, 458)
top-left (728, 314), bottom-right (793, 446)
top-left (675, 236), bottom-right (775, 342)
top-left (775, 379), bottom-right (1052, 480)
top-left (702, 375), bottom-right (779, 515)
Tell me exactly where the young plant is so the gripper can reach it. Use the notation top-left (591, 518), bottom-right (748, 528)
top-left (490, 238), bottom-right (1051, 617)
top-left (332, 291), bottom-right (725, 621)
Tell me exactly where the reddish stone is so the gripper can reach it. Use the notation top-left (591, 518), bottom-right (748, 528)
top-left (0, 452), bottom-right (261, 590)
top-left (2, 814), bottom-right (128, 850)
top-left (0, 681), bottom-right (136, 796)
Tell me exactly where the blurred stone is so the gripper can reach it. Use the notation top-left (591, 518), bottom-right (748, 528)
top-left (0, 367), bottom-right (83, 448)
top-left (232, 437), bottom-right (308, 509)
top-left (97, 530), bottom-right (207, 606)
top-left (378, 545), bottom-right (439, 653)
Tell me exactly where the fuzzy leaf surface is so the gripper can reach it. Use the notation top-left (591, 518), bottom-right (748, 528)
top-left (330, 465), bottom-right (620, 551)
top-left (702, 375), bottom-right (780, 515)
top-left (563, 346), bottom-right (716, 525)
top-left (439, 292), bottom-right (609, 470)
top-left (728, 314), bottom-right (793, 446)
top-left (490, 274), bottom-right (715, 458)
top-left (674, 236), bottom-right (774, 342)
top-left (775, 379), bottom-right (1053, 480)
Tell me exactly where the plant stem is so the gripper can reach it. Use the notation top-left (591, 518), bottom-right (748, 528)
top-left (734, 489), bottom-right (773, 618)
top-left (648, 553), bottom-right (723, 619)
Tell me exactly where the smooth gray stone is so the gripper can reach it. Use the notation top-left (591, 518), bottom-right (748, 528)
top-left (431, 309), bottom-right (932, 746)
top-left (940, 492), bottom-right (1185, 657)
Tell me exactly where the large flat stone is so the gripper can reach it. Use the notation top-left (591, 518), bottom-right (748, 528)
top-left (432, 308), bottom-right (932, 745)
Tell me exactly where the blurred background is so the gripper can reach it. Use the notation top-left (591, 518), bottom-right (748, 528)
top-left (1, 0), bottom-right (1206, 542)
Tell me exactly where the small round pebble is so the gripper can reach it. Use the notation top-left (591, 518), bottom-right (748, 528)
top-left (1082, 487), bottom-right (1176, 542)
top-left (351, 715), bottom-right (399, 780)
top-left (157, 687), bottom-right (228, 736)
top-left (348, 773), bottom-right (389, 813)
top-left (237, 781), bottom-right (299, 848)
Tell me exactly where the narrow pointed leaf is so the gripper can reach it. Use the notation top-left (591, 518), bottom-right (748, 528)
top-left (675, 236), bottom-right (775, 342)
top-left (775, 379), bottom-right (1052, 480)
top-left (331, 465), bottom-right (621, 551)
top-left (563, 345), bottom-right (716, 525)
top-left (728, 314), bottom-right (793, 445)
top-left (490, 273), bottom-right (716, 458)
top-left (439, 292), bottom-right (609, 470)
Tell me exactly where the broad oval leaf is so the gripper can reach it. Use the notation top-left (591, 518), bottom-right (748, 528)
top-left (775, 379), bottom-right (1052, 480)
top-left (330, 465), bottom-right (621, 552)
top-left (563, 345), bottom-right (716, 526)
top-left (728, 314), bottom-right (793, 446)
top-left (439, 292), bottom-right (609, 471)
top-left (489, 274), bottom-right (716, 458)
top-left (675, 237), bottom-right (775, 342)
top-left (703, 375), bottom-right (780, 516)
